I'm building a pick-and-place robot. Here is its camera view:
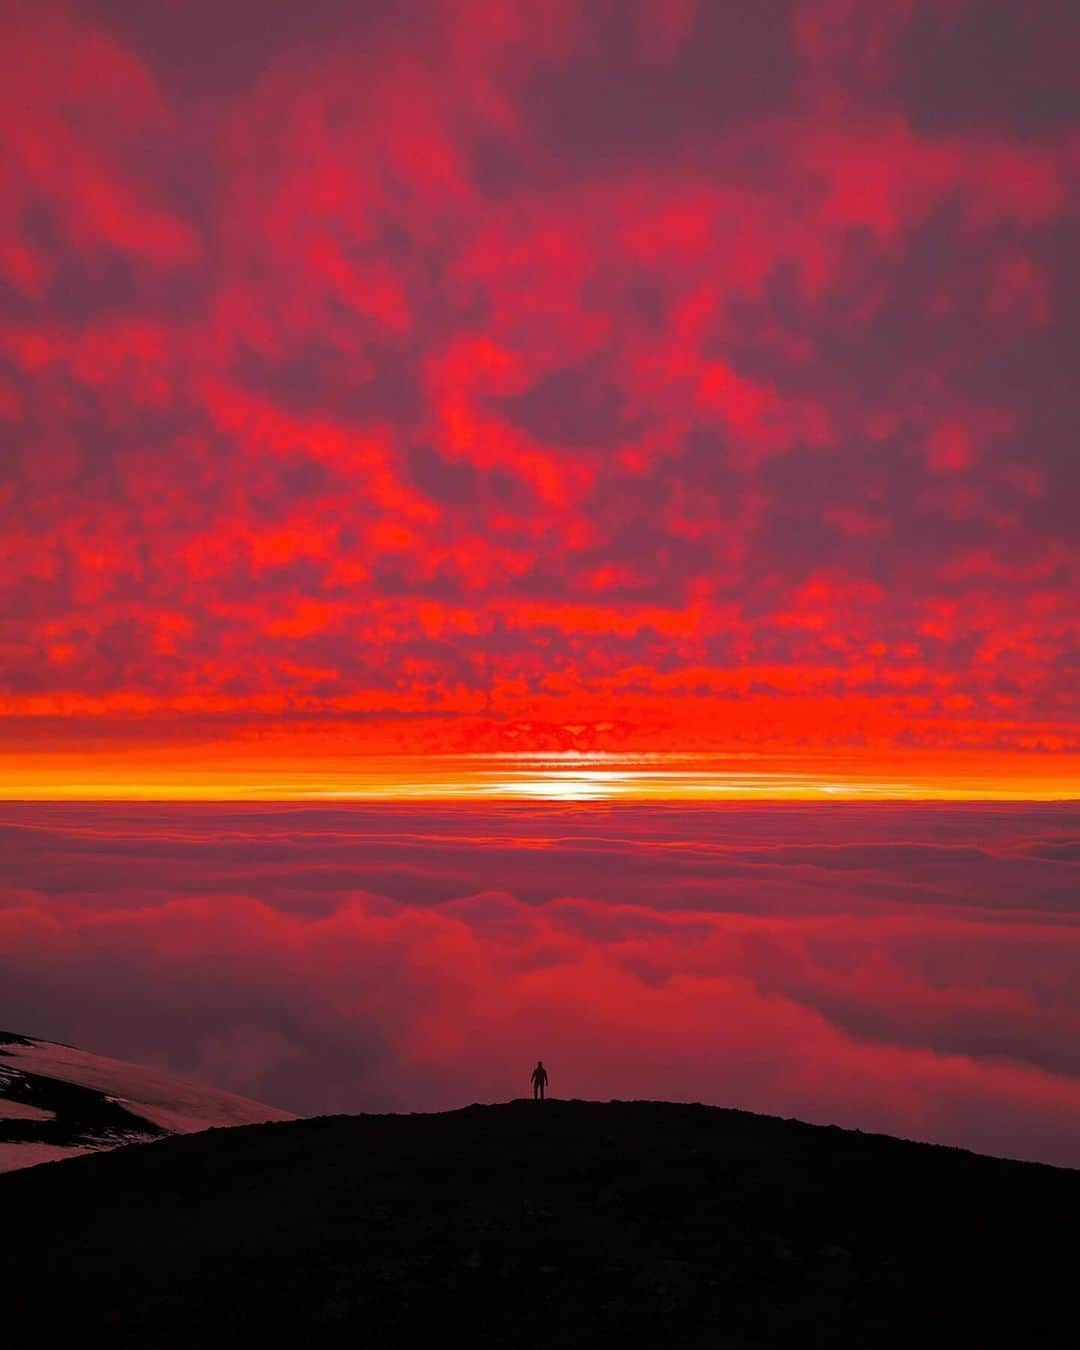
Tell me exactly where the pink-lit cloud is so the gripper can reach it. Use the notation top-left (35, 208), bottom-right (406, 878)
top-left (0, 1), bottom-right (1077, 784)
top-left (2, 803), bottom-right (1077, 1166)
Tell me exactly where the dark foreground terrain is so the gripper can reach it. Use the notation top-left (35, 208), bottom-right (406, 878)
top-left (1, 1099), bottom-right (1076, 1348)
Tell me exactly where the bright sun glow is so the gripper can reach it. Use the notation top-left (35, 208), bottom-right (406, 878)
top-left (3, 752), bottom-right (1076, 802)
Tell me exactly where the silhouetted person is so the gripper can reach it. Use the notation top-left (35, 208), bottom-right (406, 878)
top-left (531, 1060), bottom-right (548, 1100)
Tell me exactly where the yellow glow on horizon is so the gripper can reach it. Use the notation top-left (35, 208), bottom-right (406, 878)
top-left (1, 751), bottom-right (1076, 802)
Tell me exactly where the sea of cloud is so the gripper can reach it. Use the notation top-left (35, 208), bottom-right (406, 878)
top-left (1, 801), bottom-right (1077, 1167)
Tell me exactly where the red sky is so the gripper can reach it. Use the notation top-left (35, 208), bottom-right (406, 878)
top-left (2, 0), bottom-right (1078, 797)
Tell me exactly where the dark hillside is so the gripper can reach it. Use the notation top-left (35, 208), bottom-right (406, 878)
top-left (1, 1099), bottom-right (1076, 1348)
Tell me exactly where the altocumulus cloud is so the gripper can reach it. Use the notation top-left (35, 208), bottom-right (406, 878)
top-left (1, 0), bottom-right (1077, 781)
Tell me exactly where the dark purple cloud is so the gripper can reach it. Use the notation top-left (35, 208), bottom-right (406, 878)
top-left (0, 0), bottom-right (1076, 789)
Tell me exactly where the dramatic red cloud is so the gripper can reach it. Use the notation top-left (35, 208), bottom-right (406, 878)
top-left (1, 0), bottom-right (1077, 794)
top-left (2, 803), bottom-right (1077, 1165)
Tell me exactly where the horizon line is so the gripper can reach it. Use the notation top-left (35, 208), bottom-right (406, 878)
top-left (3, 751), bottom-right (1077, 803)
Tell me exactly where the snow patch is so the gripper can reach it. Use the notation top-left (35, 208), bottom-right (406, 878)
top-left (0, 1099), bottom-right (54, 1122)
top-left (0, 1142), bottom-right (98, 1170)
top-left (0, 1033), bottom-right (296, 1174)
top-left (0, 1040), bottom-right (295, 1133)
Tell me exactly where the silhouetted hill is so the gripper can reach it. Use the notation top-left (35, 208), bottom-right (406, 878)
top-left (1, 1099), bottom-right (1076, 1348)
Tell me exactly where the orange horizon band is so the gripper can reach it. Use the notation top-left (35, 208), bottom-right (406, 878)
top-left (3, 751), bottom-right (1076, 802)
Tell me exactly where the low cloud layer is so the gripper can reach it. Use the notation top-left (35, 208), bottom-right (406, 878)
top-left (2, 802), bottom-right (1078, 1167)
